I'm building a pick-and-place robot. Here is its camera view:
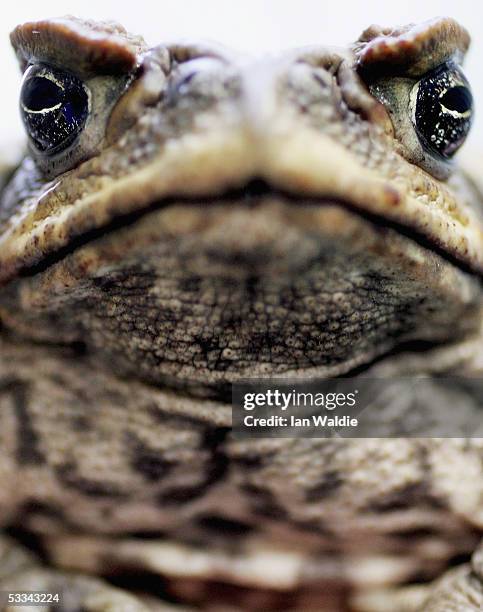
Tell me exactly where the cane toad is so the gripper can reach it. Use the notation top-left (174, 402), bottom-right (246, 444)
top-left (0, 15), bottom-right (481, 611)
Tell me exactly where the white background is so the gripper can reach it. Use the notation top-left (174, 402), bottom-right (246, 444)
top-left (1, 0), bottom-right (482, 153)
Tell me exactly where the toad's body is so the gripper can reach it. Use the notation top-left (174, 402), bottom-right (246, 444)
top-left (0, 15), bottom-right (481, 611)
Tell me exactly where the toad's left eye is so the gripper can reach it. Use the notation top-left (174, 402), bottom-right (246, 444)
top-left (20, 64), bottom-right (90, 155)
top-left (411, 63), bottom-right (473, 159)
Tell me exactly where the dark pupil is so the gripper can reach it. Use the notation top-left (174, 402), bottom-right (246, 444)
top-left (414, 65), bottom-right (473, 159)
top-left (440, 85), bottom-right (472, 114)
top-left (20, 66), bottom-right (89, 155)
top-left (21, 77), bottom-right (63, 112)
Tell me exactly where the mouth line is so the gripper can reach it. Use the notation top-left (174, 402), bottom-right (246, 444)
top-left (17, 178), bottom-right (482, 282)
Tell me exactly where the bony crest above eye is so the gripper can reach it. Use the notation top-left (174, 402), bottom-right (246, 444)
top-left (20, 64), bottom-right (90, 155)
top-left (11, 17), bottom-right (147, 177)
top-left (355, 17), bottom-right (473, 178)
top-left (410, 63), bottom-right (473, 159)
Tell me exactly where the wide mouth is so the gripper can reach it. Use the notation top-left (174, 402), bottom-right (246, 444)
top-left (10, 179), bottom-right (483, 283)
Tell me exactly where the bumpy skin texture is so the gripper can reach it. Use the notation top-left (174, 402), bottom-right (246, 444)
top-left (0, 15), bottom-right (482, 612)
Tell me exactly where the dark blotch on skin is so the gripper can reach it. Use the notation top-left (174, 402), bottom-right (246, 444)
top-left (196, 514), bottom-right (254, 537)
top-left (56, 462), bottom-right (128, 498)
top-left (127, 433), bottom-right (174, 482)
top-left (305, 471), bottom-right (344, 503)
top-left (0, 378), bottom-right (45, 465)
top-left (241, 484), bottom-right (290, 521)
top-left (158, 427), bottom-right (230, 506)
top-left (365, 482), bottom-right (446, 513)
top-left (388, 526), bottom-right (442, 539)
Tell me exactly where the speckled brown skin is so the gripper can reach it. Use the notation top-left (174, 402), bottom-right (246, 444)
top-left (0, 15), bottom-right (482, 612)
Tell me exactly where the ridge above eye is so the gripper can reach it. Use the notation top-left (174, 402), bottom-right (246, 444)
top-left (20, 64), bottom-right (90, 155)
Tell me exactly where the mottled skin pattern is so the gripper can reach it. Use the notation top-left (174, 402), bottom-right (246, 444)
top-left (0, 15), bottom-right (481, 612)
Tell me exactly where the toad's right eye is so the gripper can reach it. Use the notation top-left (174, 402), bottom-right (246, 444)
top-left (20, 64), bottom-right (90, 155)
top-left (410, 62), bottom-right (473, 160)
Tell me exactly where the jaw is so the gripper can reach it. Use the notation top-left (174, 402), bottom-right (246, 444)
top-left (0, 188), bottom-right (480, 395)
top-left (0, 117), bottom-right (483, 287)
